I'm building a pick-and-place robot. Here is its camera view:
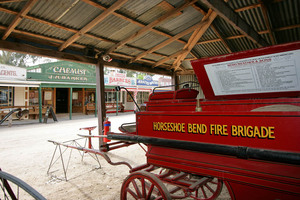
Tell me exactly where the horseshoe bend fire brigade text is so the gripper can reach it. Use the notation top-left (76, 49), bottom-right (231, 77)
top-left (152, 122), bottom-right (275, 139)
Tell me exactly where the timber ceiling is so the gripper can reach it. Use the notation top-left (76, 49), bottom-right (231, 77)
top-left (0, 0), bottom-right (299, 75)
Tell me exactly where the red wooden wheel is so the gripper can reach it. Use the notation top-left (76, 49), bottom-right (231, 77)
top-left (193, 177), bottom-right (223, 200)
top-left (121, 171), bottom-right (171, 200)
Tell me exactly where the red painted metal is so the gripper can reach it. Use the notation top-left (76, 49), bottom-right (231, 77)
top-left (109, 42), bottom-right (300, 199)
top-left (79, 126), bottom-right (97, 149)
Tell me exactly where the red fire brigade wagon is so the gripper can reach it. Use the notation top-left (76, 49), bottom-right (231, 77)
top-left (105, 42), bottom-right (300, 200)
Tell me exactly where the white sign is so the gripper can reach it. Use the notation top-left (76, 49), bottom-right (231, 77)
top-left (104, 75), bottom-right (136, 86)
top-left (204, 50), bottom-right (300, 96)
top-left (0, 64), bottom-right (26, 80)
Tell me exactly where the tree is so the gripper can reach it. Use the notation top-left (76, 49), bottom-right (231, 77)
top-left (0, 50), bottom-right (40, 67)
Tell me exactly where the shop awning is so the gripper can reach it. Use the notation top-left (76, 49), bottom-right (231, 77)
top-left (0, 80), bottom-right (41, 87)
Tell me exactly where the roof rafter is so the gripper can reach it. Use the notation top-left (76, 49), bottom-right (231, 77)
top-left (259, 0), bottom-right (276, 45)
top-left (1, 0), bottom-right (37, 40)
top-left (192, 4), bottom-right (232, 53)
top-left (0, 5), bottom-right (169, 59)
top-left (105, 0), bottom-right (197, 55)
top-left (201, 0), bottom-right (269, 47)
top-left (172, 9), bottom-right (218, 71)
top-left (0, 0), bottom-right (25, 3)
top-left (130, 18), bottom-right (213, 64)
top-left (59, 0), bottom-right (128, 51)
top-left (153, 49), bottom-right (188, 68)
top-left (81, 0), bottom-right (187, 45)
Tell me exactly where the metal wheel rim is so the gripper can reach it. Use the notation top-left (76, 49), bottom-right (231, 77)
top-left (121, 171), bottom-right (171, 200)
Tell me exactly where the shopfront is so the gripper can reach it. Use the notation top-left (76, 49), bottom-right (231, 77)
top-left (27, 61), bottom-right (97, 118)
top-left (26, 61), bottom-right (172, 119)
top-left (0, 64), bottom-right (40, 121)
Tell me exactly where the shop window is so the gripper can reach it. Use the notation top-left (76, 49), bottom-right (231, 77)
top-left (85, 89), bottom-right (96, 105)
top-left (29, 88), bottom-right (54, 107)
top-left (0, 86), bottom-right (13, 106)
top-left (137, 91), bottom-right (149, 104)
top-left (127, 91), bottom-right (134, 102)
top-left (43, 89), bottom-right (53, 106)
top-left (121, 91), bottom-right (125, 104)
top-left (105, 91), bottom-right (116, 103)
top-left (29, 88), bottom-right (39, 106)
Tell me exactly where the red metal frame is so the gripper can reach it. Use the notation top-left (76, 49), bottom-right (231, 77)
top-left (108, 42), bottom-right (300, 199)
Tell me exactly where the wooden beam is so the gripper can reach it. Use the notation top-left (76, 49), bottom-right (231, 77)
top-left (130, 18), bottom-right (211, 63)
top-left (176, 69), bottom-right (195, 75)
top-left (153, 49), bottom-right (188, 68)
top-left (0, 39), bottom-right (97, 64)
top-left (0, 25), bottom-right (86, 49)
top-left (172, 9), bottom-right (218, 71)
top-left (2, 0), bottom-right (37, 40)
top-left (0, 0), bottom-right (25, 3)
top-left (0, 39), bottom-right (172, 76)
top-left (0, 6), bottom-right (171, 59)
top-left (275, 24), bottom-right (300, 31)
top-left (81, 0), bottom-right (187, 45)
top-left (98, 59), bottom-right (172, 76)
top-left (105, 0), bottom-right (197, 54)
top-left (110, 51), bottom-right (171, 68)
top-left (2, 23), bottom-right (171, 69)
top-left (192, 4), bottom-right (232, 53)
top-left (234, 3), bottom-right (261, 12)
top-left (59, 0), bottom-right (128, 51)
top-left (201, 0), bottom-right (269, 47)
top-left (259, 0), bottom-right (276, 45)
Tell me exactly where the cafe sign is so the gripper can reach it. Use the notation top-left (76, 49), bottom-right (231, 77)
top-left (0, 64), bottom-right (26, 80)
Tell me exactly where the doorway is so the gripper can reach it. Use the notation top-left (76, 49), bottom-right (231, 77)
top-left (56, 88), bottom-right (68, 113)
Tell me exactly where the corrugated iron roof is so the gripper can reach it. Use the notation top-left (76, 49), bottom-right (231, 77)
top-left (0, 0), bottom-right (298, 74)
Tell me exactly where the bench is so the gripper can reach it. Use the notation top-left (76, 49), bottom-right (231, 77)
top-left (85, 102), bottom-right (125, 115)
top-left (85, 103), bottom-right (95, 115)
top-left (106, 102), bottom-right (124, 112)
top-left (28, 106), bottom-right (48, 119)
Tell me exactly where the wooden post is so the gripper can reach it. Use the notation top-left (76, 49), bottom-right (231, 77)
top-left (172, 70), bottom-right (179, 91)
top-left (96, 61), bottom-right (106, 149)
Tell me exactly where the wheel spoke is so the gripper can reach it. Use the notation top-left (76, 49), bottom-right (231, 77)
top-left (0, 170), bottom-right (45, 200)
top-left (205, 183), bottom-right (215, 193)
top-left (126, 188), bottom-right (139, 200)
top-left (141, 177), bottom-right (146, 197)
top-left (201, 186), bottom-right (208, 199)
top-left (133, 179), bottom-right (144, 198)
top-left (146, 183), bottom-right (155, 199)
top-left (121, 171), bottom-right (171, 200)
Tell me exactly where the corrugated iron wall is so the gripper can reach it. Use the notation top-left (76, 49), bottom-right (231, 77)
top-left (178, 74), bottom-right (205, 99)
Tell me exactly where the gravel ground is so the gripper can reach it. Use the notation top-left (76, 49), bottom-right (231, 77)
top-left (0, 113), bottom-right (230, 200)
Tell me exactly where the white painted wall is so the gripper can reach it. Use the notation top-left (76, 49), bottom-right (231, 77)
top-left (14, 87), bottom-right (25, 106)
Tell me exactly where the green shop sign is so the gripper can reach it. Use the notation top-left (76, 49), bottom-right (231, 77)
top-left (27, 61), bottom-right (96, 83)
